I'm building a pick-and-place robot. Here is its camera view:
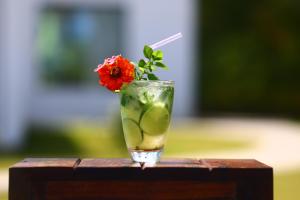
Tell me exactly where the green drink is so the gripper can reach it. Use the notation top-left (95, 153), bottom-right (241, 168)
top-left (120, 80), bottom-right (174, 163)
top-left (95, 34), bottom-right (182, 163)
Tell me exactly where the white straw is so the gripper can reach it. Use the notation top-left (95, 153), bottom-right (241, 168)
top-left (149, 32), bottom-right (182, 50)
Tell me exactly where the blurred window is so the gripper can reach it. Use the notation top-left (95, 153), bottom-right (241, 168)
top-left (36, 7), bottom-right (123, 86)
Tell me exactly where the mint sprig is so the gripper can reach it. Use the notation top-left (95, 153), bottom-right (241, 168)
top-left (135, 45), bottom-right (169, 80)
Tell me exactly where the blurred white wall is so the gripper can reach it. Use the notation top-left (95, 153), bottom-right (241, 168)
top-left (0, 0), bottom-right (36, 149)
top-left (0, 0), bottom-right (197, 149)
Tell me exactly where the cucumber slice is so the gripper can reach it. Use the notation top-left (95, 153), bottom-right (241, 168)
top-left (121, 105), bottom-right (142, 123)
top-left (122, 118), bottom-right (142, 148)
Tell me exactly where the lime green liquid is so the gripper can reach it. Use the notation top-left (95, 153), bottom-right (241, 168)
top-left (120, 81), bottom-right (174, 152)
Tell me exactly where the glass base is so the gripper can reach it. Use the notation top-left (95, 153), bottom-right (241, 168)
top-left (129, 149), bottom-right (163, 164)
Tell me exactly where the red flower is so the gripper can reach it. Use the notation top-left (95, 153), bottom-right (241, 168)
top-left (94, 55), bottom-right (135, 91)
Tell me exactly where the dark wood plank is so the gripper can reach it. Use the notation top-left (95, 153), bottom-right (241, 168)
top-left (45, 180), bottom-right (236, 200)
top-left (75, 158), bottom-right (210, 181)
top-left (78, 158), bottom-right (203, 168)
top-left (9, 158), bottom-right (80, 200)
top-left (9, 158), bottom-right (273, 200)
top-left (77, 158), bottom-right (271, 169)
top-left (204, 159), bottom-right (272, 169)
top-left (11, 158), bottom-right (80, 168)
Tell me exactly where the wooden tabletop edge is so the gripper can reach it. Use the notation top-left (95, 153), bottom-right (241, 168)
top-left (9, 158), bottom-right (273, 170)
top-left (9, 158), bottom-right (81, 169)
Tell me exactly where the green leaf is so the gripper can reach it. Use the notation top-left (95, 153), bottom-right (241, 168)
top-left (155, 61), bottom-right (169, 70)
top-left (152, 50), bottom-right (163, 60)
top-left (138, 59), bottom-right (146, 68)
top-left (121, 94), bottom-right (131, 106)
top-left (147, 73), bottom-right (159, 80)
top-left (144, 63), bottom-right (151, 69)
top-left (150, 65), bottom-right (157, 71)
top-left (143, 45), bottom-right (153, 59)
top-left (139, 67), bottom-right (145, 73)
top-left (135, 69), bottom-right (139, 77)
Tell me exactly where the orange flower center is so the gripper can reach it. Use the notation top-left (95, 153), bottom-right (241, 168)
top-left (110, 66), bottom-right (121, 78)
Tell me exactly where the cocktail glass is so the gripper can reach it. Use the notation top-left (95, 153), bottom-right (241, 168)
top-left (120, 80), bottom-right (174, 164)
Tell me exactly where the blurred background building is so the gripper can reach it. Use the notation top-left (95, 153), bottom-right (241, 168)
top-left (0, 0), bottom-right (196, 149)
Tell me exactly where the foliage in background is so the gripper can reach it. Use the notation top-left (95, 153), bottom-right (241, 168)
top-left (200, 0), bottom-right (300, 116)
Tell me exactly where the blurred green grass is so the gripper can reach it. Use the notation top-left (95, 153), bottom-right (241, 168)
top-left (0, 193), bottom-right (6, 200)
top-left (275, 169), bottom-right (300, 200)
top-left (0, 122), bottom-right (251, 169)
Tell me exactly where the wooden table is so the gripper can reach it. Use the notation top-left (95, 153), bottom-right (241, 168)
top-left (9, 158), bottom-right (273, 200)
